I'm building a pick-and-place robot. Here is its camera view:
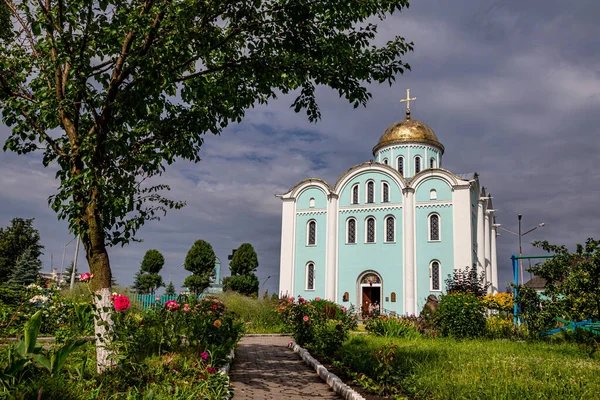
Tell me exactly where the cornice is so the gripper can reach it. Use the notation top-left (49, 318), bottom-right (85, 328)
top-left (415, 202), bottom-right (452, 208)
top-left (339, 204), bottom-right (402, 214)
top-left (296, 209), bottom-right (327, 216)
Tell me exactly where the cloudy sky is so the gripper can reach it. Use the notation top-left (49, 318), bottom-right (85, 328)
top-left (1, 0), bottom-right (599, 296)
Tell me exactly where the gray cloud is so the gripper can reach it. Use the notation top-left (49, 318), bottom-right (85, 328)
top-left (1, 0), bottom-right (599, 296)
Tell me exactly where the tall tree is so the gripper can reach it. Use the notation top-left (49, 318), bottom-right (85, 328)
top-left (183, 240), bottom-right (216, 295)
top-left (9, 248), bottom-right (42, 285)
top-left (0, 218), bottom-right (44, 281)
top-left (229, 243), bottom-right (258, 276)
top-left (133, 249), bottom-right (164, 294)
top-left (165, 281), bottom-right (176, 296)
top-left (0, 0), bottom-right (412, 372)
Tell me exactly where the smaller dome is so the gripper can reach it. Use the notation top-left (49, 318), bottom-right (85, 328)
top-left (372, 117), bottom-right (444, 155)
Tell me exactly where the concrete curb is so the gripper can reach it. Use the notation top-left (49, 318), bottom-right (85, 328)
top-left (219, 347), bottom-right (235, 375)
top-left (243, 333), bottom-right (290, 337)
top-left (288, 341), bottom-right (365, 400)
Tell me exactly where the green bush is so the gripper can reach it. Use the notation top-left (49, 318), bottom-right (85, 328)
top-left (436, 292), bottom-right (486, 338)
top-left (365, 315), bottom-right (420, 338)
top-left (280, 297), bottom-right (356, 356)
top-left (223, 274), bottom-right (259, 296)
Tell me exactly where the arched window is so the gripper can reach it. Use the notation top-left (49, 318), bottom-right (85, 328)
top-left (430, 261), bottom-right (441, 291)
top-left (306, 263), bottom-right (315, 290)
top-left (346, 218), bottom-right (356, 244)
top-left (397, 156), bottom-right (404, 176)
top-left (430, 189), bottom-right (437, 200)
top-left (366, 181), bottom-right (374, 203)
top-left (351, 184), bottom-right (359, 205)
top-left (309, 198), bottom-right (315, 208)
top-left (385, 215), bottom-right (395, 242)
top-left (429, 214), bottom-right (440, 241)
top-left (382, 182), bottom-right (390, 203)
top-left (366, 217), bottom-right (376, 243)
top-left (391, 292), bottom-right (396, 302)
top-left (430, 157), bottom-right (436, 169)
top-left (382, 158), bottom-right (388, 165)
top-left (307, 220), bottom-right (316, 245)
top-left (415, 156), bottom-right (421, 174)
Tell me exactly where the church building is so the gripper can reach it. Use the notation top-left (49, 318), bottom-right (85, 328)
top-left (277, 90), bottom-right (499, 315)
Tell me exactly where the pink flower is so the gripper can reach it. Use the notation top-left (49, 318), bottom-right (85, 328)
top-left (165, 300), bottom-right (179, 311)
top-left (303, 315), bottom-right (309, 322)
top-left (113, 294), bottom-right (130, 312)
top-left (155, 296), bottom-right (161, 302)
top-left (315, 297), bottom-right (321, 301)
top-left (288, 341), bottom-right (294, 346)
top-left (200, 352), bottom-right (209, 360)
top-left (79, 272), bottom-right (93, 282)
top-left (279, 307), bottom-right (285, 311)
top-left (289, 297), bottom-right (295, 302)
top-left (206, 367), bottom-right (217, 374)
top-left (184, 304), bottom-right (190, 312)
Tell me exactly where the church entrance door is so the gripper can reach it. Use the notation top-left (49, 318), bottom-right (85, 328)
top-left (358, 272), bottom-right (382, 316)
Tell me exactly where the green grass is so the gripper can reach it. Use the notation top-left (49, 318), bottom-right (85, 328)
top-left (217, 292), bottom-right (290, 334)
top-left (338, 335), bottom-right (600, 399)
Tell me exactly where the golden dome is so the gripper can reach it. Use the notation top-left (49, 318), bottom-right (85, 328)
top-left (372, 117), bottom-right (444, 155)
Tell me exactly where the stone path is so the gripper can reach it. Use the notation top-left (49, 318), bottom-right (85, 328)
top-left (229, 335), bottom-right (341, 399)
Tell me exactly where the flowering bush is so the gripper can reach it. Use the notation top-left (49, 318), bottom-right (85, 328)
top-left (280, 296), bottom-right (357, 356)
top-left (482, 292), bottom-right (514, 312)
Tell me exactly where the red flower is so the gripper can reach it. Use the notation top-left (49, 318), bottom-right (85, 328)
top-left (113, 294), bottom-right (130, 312)
top-left (207, 367), bottom-right (217, 374)
top-left (315, 297), bottom-right (321, 301)
top-left (79, 272), bottom-right (93, 282)
top-left (184, 304), bottom-right (190, 312)
top-left (303, 315), bottom-right (309, 322)
top-left (212, 303), bottom-right (218, 310)
top-left (165, 300), bottom-right (179, 311)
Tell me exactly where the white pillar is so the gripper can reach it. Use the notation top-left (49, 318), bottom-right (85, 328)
top-left (476, 199), bottom-right (485, 278)
top-left (278, 198), bottom-right (296, 298)
top-left (452, 184), bottom-right (473, 273)
top-left (403, 187), bottom-right (416, 315)
top-left (484, 209), bottom-right (491, 292)
top-left (325, 194), bottom-right (338, 301)
top-left (491, 223), bottom-right (499, 294)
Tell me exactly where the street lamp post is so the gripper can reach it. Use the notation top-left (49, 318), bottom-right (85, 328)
top-left (498, 215), bottom-right (545, 285)
top-left (260, 276), bottom-right (271, 297)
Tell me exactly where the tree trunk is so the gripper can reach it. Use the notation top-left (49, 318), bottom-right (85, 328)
top-left (81, 188), bottom-right (115, 374)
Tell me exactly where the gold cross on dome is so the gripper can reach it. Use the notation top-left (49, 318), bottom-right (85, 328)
top-left (399, 88), bottom-right (416, 118)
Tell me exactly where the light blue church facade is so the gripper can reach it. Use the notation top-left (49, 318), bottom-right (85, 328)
top-left (278, 102), bottom-right (499, 315)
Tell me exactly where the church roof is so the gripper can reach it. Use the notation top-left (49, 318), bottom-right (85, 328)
top-left (455, 172), bottom-right (478, 180)
top-left (372, 116), bottom-right (445, 156)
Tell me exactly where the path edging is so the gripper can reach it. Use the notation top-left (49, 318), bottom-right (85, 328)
top-left (288, 341), bottom-right (365, 400)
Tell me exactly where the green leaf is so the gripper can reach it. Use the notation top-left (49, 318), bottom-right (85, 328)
top-left (24, 310), bottom-right (42, 354)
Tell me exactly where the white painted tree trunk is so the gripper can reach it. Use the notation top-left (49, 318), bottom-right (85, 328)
top-left (94, 287), bottom-right (116, 373)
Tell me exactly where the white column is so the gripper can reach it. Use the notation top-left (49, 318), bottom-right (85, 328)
top-left (403, 187), bottom-right (416, 315)
top-left (484, 209), bottom-right (491, 292)
top-left (491, 223), bottom-right (499, 294)
top-left (278, 198), bottom-right (296, 298)
top-left (452, 185), bottom-right (473, 273)
top-left (476, 199), bottom-right (485, 278)
top-left (325, 194), bottom-right (338, 301)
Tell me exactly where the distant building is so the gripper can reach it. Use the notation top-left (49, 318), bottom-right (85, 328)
top-left (204, 257), bottom-right (223, 294)
top-left (277, 91), bottom-right (498, 315)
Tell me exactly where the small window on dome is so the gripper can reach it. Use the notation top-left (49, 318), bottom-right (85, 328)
top-left (382, 158), bottom-right (388, 165)
top-left (415, 156), bottom-right (421, 174)
top-left (430, 190), bottom-right (437, 200)
top-left (309, 198), bottom-right (315, 208)
top-left (430, 158), bottom-right (437, 169)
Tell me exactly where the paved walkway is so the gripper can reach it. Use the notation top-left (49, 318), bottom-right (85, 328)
top-left (229, 335), bottom-right (341, 399)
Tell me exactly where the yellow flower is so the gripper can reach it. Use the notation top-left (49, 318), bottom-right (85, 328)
top-left (213, 320), bottom-right (221, 328)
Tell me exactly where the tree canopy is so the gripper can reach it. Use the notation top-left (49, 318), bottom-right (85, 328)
top-left (0, 218), bottom-right (44, 282)
top-left (529, 239), bottom-right (600, 321)
top-left (140, 249), bottom-right (165, 274)
top-left (229, 243), bottom-right (258, 276)
top-left (9, 248), bottom-right (41, 285)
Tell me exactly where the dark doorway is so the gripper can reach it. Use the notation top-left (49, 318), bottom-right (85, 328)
top-left (361, 286), bottom-right (381, 316)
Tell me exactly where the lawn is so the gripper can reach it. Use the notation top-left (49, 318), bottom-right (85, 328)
top-left (337, 335), bottom-right (600, 399)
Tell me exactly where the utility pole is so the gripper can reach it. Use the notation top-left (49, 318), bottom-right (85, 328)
top-left (69, 235), bottom-right (81, 289)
